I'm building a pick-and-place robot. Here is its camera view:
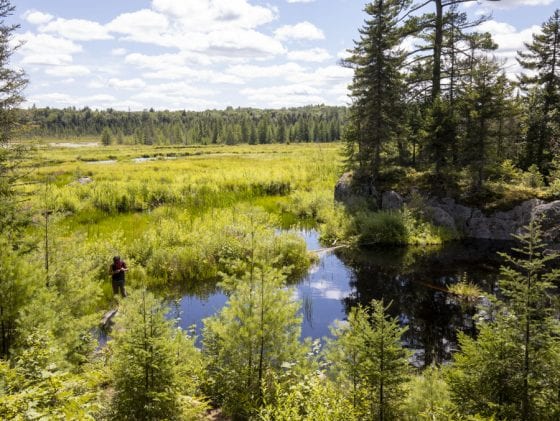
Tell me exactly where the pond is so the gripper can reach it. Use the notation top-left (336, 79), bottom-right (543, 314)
top-left (172, 230), bottom-right (512, 366)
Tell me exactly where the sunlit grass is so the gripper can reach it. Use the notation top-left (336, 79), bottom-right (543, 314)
top-left (22, 143), bottom-right (342, 293)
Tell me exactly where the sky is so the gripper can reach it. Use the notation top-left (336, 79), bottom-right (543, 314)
top-left (10, 0), bottom-right (560, 111)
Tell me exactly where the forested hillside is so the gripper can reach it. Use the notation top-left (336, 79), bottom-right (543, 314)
top-left (18, 105), bottom-right (346, 144)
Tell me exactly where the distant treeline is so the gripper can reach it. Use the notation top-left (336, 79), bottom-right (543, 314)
top-left (17, 105), bottom-right (347, 145)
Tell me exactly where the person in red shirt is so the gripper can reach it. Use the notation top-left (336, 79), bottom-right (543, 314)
top-left (110, 256), bottom-right (128, 297)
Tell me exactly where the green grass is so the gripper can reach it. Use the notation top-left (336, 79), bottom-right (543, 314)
top-left (21, 142), bottom-right (342, 294)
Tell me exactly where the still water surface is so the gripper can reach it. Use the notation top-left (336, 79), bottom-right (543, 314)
top-left (174, 230), bottom-right (510, 366)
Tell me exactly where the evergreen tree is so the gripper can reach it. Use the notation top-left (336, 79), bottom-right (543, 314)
top-left (402, 365), bottom-right (456, 420)
top-left (108, 289), bottom-right (203, 420)
top-left (0, 240), bottom-right (39, 358)
top-left (101, 127), bottom-right (112, 146)
top-left (326, 300), bottom-right (410, 420)
top-left (518, 9), bottom-right (560, 173)
top-left (447, 222), bottom-right (560, 420)
top-left (203, 262), bottom-right (303, 419)
top-left (0, 0), bottom-right (28, 238)
top-left (459, 58), bottom-right (508, 192)
top-left (343, 0), bottom-right (410, 180)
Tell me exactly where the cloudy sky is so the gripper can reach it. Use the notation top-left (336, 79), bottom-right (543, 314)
top-left (11, 0), bottom-right (560, 111)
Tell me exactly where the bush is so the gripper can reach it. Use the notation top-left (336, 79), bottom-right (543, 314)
top-left (521, 164), bottom-right (545, 188)
top-left (353, 210), bottom-right (408, 245)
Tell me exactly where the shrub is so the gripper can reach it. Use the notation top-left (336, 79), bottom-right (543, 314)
top-left (521, 164), bottom-right (545, 188)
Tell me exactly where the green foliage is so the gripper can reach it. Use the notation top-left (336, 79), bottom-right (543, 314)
top-left (0, 330), bottom-right (101, 420)
top-left (107, 289), bottom-right (206, 420)
top-left (518, 10), bottom-right (560, 172)
top-left (322, 206), bottom-right (456, 246)
top-left (0, 0), bottom-right (28, 238)
top-left (101, 127), bottom-right (112, 146)
top-left (259, 372), bottom-right (357, 421)
top-left (125, 208), bottom-right (312, 289)
top-left (403, 365), bottom-right (456, 420)
top-left (353, 210), bottom-right (408, 245)
top-left (497, 160), bottom-right (523, 183)
top-left (447, 222), bottom-right (560, 420)
top-left (19, 105), bottom-right (345, 144)
top-left (344, 0), bottom-right (409, 178)
top-left (0, 240), bottom-right (40, 358)
top-left (326, 300), bottom-right (410, 420)
top-left (203, 262), bottom-right (304, 419)
top-left (521, 164), bottom-right (545, 188)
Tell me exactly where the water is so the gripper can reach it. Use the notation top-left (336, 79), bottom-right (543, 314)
top-left (175, 230), bottom-right (510, 365)
top-left (132, 157), bottom-right (157, 163)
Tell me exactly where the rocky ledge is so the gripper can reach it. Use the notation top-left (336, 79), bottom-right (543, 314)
top-left (335, 172), bottom-right (560, 243)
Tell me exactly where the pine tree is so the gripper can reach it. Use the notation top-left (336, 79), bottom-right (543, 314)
top-left (0, 0), bottom-right (28, 238)
top-left (0, 240), bottom-right (39, 358)
top-left (447, 221), bottom-right (560, 420)
top-left (343, 0), bottom-right (410, 180)
top-left (101, 127), bottom-right (112, 146)
top-left (459, 58), bottom-right (509, 192)
top-left (518, 9), bottom-right (560, 172)
top-left (326, 300), bottom-right (410, 421)
top-left (108, 289), bottom-right (202, 420)
top-left (203, 262), bottom-right (303, 419)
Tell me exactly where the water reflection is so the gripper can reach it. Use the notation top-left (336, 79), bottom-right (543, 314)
top-left (336, 240), bottom-right (508, 365)
top-left (176, 230), bottom-right (510, 366)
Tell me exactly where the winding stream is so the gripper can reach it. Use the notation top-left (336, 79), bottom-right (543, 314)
top-left (173, 230), bottom-right (511, 366)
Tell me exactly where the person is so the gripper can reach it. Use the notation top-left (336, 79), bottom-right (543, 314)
top-left (110, 256), bottom-right (128, 297)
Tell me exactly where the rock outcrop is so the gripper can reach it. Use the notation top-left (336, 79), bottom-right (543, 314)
top-left (426, 197), bottom-right (544, 241)
top-left (381, 191), bottom-right (404, 211)
top-left (334, 173), bottom-right (560, 243)
top-left (334, 172), bottom-right (378, 203)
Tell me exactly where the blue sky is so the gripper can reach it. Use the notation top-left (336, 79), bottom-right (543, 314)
top-left (11, 0), bottom-right (560, 111)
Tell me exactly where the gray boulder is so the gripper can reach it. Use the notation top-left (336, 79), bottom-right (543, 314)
top-left (532, 200), bottom-right (560, 243)
top-left (334, 172), bottom-right (353, 202)
top-left (77, 176), bottom-right (93, 185)
top-left (334, 172), bottom-right (378, 203)
top-left (426, 206), bottom-right (457, 234)
top-left (381, 190), bottom-right (404, 211)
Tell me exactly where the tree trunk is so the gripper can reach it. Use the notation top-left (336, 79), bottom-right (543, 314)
top-left (432, 0), bottom-right (443, 100)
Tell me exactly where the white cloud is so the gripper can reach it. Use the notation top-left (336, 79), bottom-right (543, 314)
top-left (39, 18), bottom-right (112, 41)
top-left (337, 49), bottom-right (351, 60)
top-left (241, 83), bottom-right (326, 107)
top-left (479, 21), bottom-right (539, 51)
top-left (111, 48), bottom-right (127, 56)
top-left (107, 5), bottom-right (283, 58)
top-left (106, 9), bottom-right (170, 44)
top-left (287, 48), bottom-right (332, 62)
top-left (274, 21), bottom-right (325, 41)
top-left (22, 10), bottom-right (54, 25)
top-left (227, 62), bottom-right (306, 79)
top-left (204, 29), bottom-right (285, 57)
top-left (28, 92), bottom-right (117, 109)
top-left (14, 32), bottom-right (82, 65)
top-left (45, 65), bottom-right (91, 77)
top-left (477, 20), bottom-right (541, 77)
top-left (486, 0), bottom-right (554, 8)
top-left (290, 65), bottom-right (353, 86)
top-left (144, 81), bottom-right (216, 97)
top-left (151, 0), bottom-right (276, 31)
top-left (130, 91), bottom-right (219, 110)
top-left (287, 0), bottom-right (316, 2)
top-left (226, 62), bottom-right (351, 86)
top-left (125, 52), bottom-right (245, 84)
top-left (108, 78), bottom-right (146, 90)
